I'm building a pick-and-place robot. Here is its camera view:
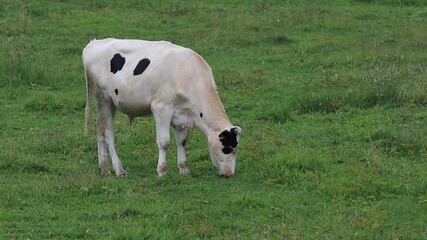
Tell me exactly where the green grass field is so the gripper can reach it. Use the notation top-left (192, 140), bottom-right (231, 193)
top-left (1, 0), bottom-right (427, 239)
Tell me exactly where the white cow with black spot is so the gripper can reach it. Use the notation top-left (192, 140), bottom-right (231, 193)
top-left (82, 38), bottom-right (241, 177)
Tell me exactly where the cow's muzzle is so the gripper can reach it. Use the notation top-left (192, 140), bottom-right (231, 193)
top-left (221, 167), bottom-right (234, 177)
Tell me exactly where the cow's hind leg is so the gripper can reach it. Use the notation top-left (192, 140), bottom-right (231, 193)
top-left (175, 128), bottom-right (190, 175)
top-left (96, 118), bottom-right (109, 175)
top-left (97, 101), bottom-right (126, 176)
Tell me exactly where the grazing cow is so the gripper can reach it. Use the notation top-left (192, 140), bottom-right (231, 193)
top-left (83, 38), bottom-right (241, 177)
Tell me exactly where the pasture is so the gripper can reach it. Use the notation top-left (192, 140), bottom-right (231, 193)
top-left (1, 0), bottom-right (427, 238)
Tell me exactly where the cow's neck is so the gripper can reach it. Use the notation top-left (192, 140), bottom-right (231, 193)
top-left (195, 89), bottom-right (231, 139)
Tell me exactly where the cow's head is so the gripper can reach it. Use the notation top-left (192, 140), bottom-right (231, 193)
top-left (209, 126), bottom-right (241, 177)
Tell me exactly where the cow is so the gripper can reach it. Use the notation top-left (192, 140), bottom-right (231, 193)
top-left (82, 38), bottom-right (241, 177)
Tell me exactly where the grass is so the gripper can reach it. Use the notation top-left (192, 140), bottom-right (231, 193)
top-left (1, 0), bottom-right (427, 239)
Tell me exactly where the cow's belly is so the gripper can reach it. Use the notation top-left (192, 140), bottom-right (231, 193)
top-left (107, 79), bottom-right (156, 117)
top-left (112, 96), bottom-right (152, 117)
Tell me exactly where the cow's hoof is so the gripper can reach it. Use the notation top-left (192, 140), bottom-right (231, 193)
top-left (179, 167), bottom-right (191, 176)
top-left (115, 170), bottom-right (127, 177)
top-left (157, 163), bottom-right (167, 177)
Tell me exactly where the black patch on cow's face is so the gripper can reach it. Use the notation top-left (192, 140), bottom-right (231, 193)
top-left (110, 53), bottom-right (126, 74)
top-left (133, 58), bottom-right (151, 76)
top-left (221, 146), bottom-right (234, 154)
top-left (200, 113), bottom-right (203, 118)
top-left (115, 89), bottom-right (119, 95)
top-left (219, 128), bottom-right (239, 154)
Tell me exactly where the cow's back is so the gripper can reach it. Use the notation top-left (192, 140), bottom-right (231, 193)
top-left (83, 38), bottom-right (216, 117)
top-left (82, 38), bottom-right (184, 76)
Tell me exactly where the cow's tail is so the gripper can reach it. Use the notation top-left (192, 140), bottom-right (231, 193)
top-left (84, 71), bottom-right (91, 136)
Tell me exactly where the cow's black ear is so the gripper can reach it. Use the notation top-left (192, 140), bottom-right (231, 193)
top-left (231, 126), bottom-right (241, 136)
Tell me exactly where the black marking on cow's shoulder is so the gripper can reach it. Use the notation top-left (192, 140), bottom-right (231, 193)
top-left (200, 113), bottom-right (203, 118)
top-left (133, 58), bottom-right (151, 76)
top-left (110, 53), bottom-right (126, 74)
top-left (219, 128), bottom-right (239, 154)
top-left (115, 89), bottom-right (119, 95)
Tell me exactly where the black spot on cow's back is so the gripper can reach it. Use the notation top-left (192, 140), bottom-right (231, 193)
top-left (200, 113), bottom-right (203, 118)
top-left (110, 53), bottom-right (126, 74)
top-left (133, 58), bottom-right (151, 76)
top-left (115, 89), bottom-right (119, 95)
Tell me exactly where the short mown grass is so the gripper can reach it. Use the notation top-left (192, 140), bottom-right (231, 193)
top-left (1, 0), bottom-right (427, 239)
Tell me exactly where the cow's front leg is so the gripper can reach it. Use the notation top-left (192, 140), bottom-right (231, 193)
top-left (175, 128), bottom-right (190, 175)
top-left (152, 105), bottom-right (173, 177)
